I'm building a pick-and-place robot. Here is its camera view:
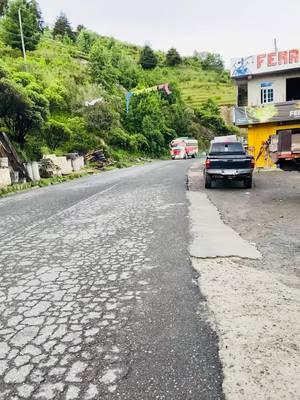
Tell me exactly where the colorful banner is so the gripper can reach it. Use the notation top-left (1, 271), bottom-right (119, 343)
top-left (126, 83), bottom-right (172, 113)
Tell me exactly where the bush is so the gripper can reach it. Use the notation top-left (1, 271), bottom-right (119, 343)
top-left (64, 117), bottom-right (98, 153)
top-left (44, 83), bottom-right (69, 113)
top-left (108, 128), bottom-right (132, 150)
top-left (12, 72), bottom-right (35, 87)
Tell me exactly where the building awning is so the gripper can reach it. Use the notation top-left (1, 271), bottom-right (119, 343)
top-left (234, 101), bottom-right (300, 126)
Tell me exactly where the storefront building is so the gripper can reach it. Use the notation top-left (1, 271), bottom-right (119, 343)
top-left (231, 48), bottom-right (300, 167)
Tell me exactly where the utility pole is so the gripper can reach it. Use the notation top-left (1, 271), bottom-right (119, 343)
top-left (274, 38), bottom-right (278, 53)
top-left (18, 8), bottom-right (27, 69)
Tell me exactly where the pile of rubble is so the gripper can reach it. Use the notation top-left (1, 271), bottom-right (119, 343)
top-left (0, 132), bottom-right (87, 189)
top-left (38, 154), bottom-right (85, 178)
top-left (84, 150), bottom-right (107, 169)
top-left (0, 130), bottom-right (112, 190)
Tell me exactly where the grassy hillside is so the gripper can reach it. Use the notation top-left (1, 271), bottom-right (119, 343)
top-left (143, 65), bottom-right (236, 109)
top-left (180, 80), bottom-right (236, 108)
top-left (177, 68), bottom-right (236, 108)
top-left (0, 4), bottom-right (236, 162)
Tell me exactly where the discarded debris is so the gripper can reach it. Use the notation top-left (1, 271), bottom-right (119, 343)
top-left (85, 150), bottom-right (110, 169)
top-left (39, 158), bottom-right (61, 178)
top-left (0, 132), bottom-right (29, 181)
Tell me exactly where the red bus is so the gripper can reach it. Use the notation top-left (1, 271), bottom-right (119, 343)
top-left (170, 137), bottom-right (198, 160)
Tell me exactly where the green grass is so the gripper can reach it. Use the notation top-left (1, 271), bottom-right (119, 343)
top-left (179, 75), bottom-right (236, 108)
top-left (0, 171), bottom-right (93, 198)
top-left (162, 65), bottom-right (236, 109)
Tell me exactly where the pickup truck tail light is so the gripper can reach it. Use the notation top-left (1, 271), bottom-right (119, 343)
top-left (205, 159), bottom-right (211, 169)
top-left (251, 159), bottom-right (255, 169)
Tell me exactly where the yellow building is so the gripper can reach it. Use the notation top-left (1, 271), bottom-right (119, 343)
top-left (231, 48), bottom-right (300, 168)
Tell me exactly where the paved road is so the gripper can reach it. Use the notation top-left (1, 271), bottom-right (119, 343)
top-left (0, 161), bottom-right (223, 400)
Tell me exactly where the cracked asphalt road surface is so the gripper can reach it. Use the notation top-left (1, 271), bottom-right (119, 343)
top-left (0, 161), bottom-right (223, 400)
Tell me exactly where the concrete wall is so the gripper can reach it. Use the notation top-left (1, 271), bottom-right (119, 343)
top-left (71, 157), bottom-right (84, 172)
top-left (43, 155), bottom-right (84, 175)
top-left (55, 157), bottom-right (73, 175)
top-left (0, 168), bottom-right (11, 188)
top-left (26, 162), bottom-right (41, 181)
top-left (248, 72), bottom-right (300, 106)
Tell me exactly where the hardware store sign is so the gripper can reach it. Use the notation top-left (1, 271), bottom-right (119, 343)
top-left (231, 49), bottom-right (300, 77)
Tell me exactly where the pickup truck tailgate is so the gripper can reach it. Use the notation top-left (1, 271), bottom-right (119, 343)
top-left (209, 156), bottom-right (252, 170)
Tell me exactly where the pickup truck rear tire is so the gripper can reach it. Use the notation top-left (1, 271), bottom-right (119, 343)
top-left (205, 174), bottom-right (212, 189)
top-left (244, 176), bottom-right (253, 189)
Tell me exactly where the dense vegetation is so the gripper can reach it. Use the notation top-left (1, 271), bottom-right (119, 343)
top-left (0, 0), bottom-right (236, 162)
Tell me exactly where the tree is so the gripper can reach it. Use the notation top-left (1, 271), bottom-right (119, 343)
top-left (142, 115), bottom-right (164, 155)
top-left (0, 0), bottom-right (8, 16)
top-left (43, 119), bottom-right (71, 150)
top-left (166, 48), bottom-right (182, 66)
top-left (201, 53), bottom-right (224, 73)
top-left (125, 92), bottom-right (171, 156)
top-left (89, 40), bottom-right (117, 88)
top-left (76, 29), bottom-right (98, 53)
top-left (52, 12), bottom-right (74, 41)
top-left (75, 24), bottom-right (85, 35)
top-left (169, 102), bottom-right (193, 135)
top-left (139, 45), bottom-right (157, 69)
top-left (110, 43), bottom-right (140, 90)
top-left (196, 99), bottom-right (230, 135)
top-left (0, 0), bottom-right (43, 51)
top-left (64, 117), bottom-right (98, 153)
top-left (84, 101), bottom-right (119, 134)
top-left (0, 79), bottom-right (43, 146)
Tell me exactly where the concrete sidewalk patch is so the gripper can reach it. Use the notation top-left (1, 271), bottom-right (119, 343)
top-left (188, 191), bottom-right (261, 259)
top-left (188, 183), bottom-right (300, 400)
top-left (192, 257), bottom-right (300, 400)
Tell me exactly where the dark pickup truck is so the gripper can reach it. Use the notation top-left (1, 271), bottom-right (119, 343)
top-left (204, 141), bottom-right (255, 189)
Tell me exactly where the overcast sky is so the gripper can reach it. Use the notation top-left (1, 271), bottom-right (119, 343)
top-left (38, 0), bottom-right (300, 66)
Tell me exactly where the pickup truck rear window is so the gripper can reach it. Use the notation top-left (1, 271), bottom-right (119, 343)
top-left (210, 142), bottom-right (245, 155)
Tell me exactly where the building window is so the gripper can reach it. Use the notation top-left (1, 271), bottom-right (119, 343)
top-left (286, 77), bottom-right (300, 101)
top-left (237, 84), bottom-right (248, 106)
top-left (261, 87), bottom-right (274, 104)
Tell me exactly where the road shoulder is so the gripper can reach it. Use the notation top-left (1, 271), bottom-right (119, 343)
top-left (188, 164), bottom-right (300, 400)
